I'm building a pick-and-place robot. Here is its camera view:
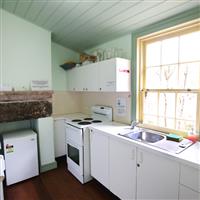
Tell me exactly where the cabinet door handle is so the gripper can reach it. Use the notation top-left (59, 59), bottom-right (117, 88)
top-left (137, 163), bottom-right (140, 167)
top-left (90, 129), bottom-right (93, 141)
top-left (138, 151), bottom-right (143, 164)
top-left (99, 88), bottom-right (102, 91)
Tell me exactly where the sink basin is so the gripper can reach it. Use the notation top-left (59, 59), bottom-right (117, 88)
top-left (119, 128), bottom-right (193, 154)
top-left (121, 131), bottom-right (165, 143)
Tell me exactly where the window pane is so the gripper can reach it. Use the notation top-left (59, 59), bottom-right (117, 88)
top-left (146, 41), bottom-right (161, 67)
top-left (176, 120), bottom-right (195, 132)
top-left (179, 62), bottom-right (200, 89)
top-left (159, 93), bottom-right (175, 118)
top-left (143, 92), bottom-right (158, 116)
top-left (160, 65), bottom-right (178, 89)
top-left (146, 66), bottom-right (161, 89)
top-left (179, 31), bottom-right (200, 62)
top-left (176, 93), bottom-right (197, 121)
top-left (158, 117), bottom-right (175, 129)
top-left (143, 115), bottom-right (157, 126)
top-left (161, 37), bottom-right (178, 65)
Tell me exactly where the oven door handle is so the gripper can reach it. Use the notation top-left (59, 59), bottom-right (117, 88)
top-left (67, 139), bottom-right (82, 148)
top-left (65, 123), bottom-right (82, 130)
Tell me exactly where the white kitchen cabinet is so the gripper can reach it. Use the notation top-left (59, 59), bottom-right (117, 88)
top-left (109, 138), bottom-right (137, 200)
top-left (80, 63), bottom-right (99, 91)
top-left (98, 58), bottom-right (130, 92)
top-left (136, 148), bottom-right (179, 200)
top-left (90, 129), bottom-right (109, 189)
top-left (54, 119), bottom-right (66, 158)
top-left (89, 127), bottom-right (185, 200)
top-left (67, 58), bottom-right (130, 92)
top-left (67, 64), bottom-right (99, 91)
top-left (180, 164), bottom-right (200, 193)
top-left (179, 164), bottom-right (200, 200)
top-left (179, 185), bottom-right (200, 200)
top-left (67, 67), bottom-right (80, 91)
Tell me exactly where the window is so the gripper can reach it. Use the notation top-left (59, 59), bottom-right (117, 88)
top-left (137, 20), bottom-right (200, 135)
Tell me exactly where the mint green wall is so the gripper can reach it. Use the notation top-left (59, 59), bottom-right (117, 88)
top-left (0, 120), bottom-right (30, 134)
top-left (131, 6), bottom-right (200, 121)
top-left (52, 42), bottom-right (79, 91)
top-left (85, 34), bottom-right (132, 60)
top-left (0, 9), bottom-right (52, 91)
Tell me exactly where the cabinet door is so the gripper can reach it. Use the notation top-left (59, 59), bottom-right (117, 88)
top-left (54, 119), bottom-right (66, 158)
top-left (90, 129), bottom-right (109, 189)
top-left (136, 149), bottom-right (179, 200)
top-left (179, 185), bottom-right (200, 200)
top-left (99, 59), bottom-right (116, 91)
top-left (67, 68), bottom-right (79, 91)
top-left (109, 138), bottom-right (136, 200)
top-left (180, 164), bottom-right (200, 193)
top-left (74, 67), bottom-right (85, 91)
top-left (82, 63), bottom-right (99, 91)
top-left (116, 58), bottom-right (130, 92)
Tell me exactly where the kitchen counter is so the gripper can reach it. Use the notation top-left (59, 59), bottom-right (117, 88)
top-left (89, 122), bottom-right (200, 169)
top-left (52, 114), bottom-right (200, 168)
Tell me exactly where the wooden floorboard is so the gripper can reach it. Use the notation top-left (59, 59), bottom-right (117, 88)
top-left (4, 157), bottom-right (119, 200)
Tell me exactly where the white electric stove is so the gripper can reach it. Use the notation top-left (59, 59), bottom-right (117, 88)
top-left (65, 106), bottom-right (112, 183)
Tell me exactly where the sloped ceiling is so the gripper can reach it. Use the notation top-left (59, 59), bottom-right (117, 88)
top-left (1, 0), bottom-right (199, 51)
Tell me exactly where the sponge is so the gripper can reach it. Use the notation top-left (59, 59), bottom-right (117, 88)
top-left (166, 133), bottom-right (183, 142)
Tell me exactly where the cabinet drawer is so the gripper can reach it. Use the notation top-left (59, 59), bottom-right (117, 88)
top-left (179, 185), bottom-right (200, 200)
top-left (180, 164), bottom-right (200, 192)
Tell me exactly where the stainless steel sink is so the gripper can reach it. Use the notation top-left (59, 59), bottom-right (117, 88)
top-left (119, 129), bottom-right (194, 154)
top-left (121, 130), bottom-right (165, 143)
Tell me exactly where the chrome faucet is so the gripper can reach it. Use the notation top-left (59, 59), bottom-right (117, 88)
top-left (130, 121), bottom-right (140, 129)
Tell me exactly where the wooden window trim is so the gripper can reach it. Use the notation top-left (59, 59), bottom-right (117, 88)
top-left (137, 19), bottom-right (200, 136)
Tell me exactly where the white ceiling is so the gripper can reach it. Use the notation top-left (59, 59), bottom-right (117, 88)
top-left (1, 0), bottom-right (199, 51)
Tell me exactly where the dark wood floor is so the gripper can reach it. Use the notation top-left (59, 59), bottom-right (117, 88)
top-left (4, 157), bottom-right (119, 200)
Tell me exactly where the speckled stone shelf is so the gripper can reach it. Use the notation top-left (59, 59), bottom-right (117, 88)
top-left (0, 91), bottom-right (53, 123)
top-left (0, 91), bottom-right (52, 102)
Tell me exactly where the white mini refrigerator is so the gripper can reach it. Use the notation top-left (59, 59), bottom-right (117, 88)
top-left (3, 129), bottom-right (39, 185)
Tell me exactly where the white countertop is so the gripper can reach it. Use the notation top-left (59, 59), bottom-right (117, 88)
top-left (89, 122), bottom-right (200, 169)
top-left (53, 113), bottom-right (200, 169)
top-left (178, 142), bottom-right (200, 167)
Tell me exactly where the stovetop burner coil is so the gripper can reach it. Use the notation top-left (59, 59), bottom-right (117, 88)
top-left (72, 119), bottom-right (82, 122)
top-left (78, 121), bottom-right (92, 125)
top-left (84, 118), bottom-right (93, 120)
top-left (92, 120), bottom-right (102, 123)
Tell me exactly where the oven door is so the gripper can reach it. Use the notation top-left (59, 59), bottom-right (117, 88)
top-left (66, 139), bottom-right (83, 176)
top-left (66, 124), bottom-right (83, 146)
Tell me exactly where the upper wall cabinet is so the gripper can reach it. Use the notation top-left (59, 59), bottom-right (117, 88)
top-left (67, 58), bottom-right (130, 92)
